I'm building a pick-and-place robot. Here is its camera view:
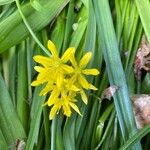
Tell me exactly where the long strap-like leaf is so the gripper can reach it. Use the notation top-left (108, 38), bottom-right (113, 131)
top-left (93, 0), bottom-right (141, 149)
top-left (0, 73), bottom-right (26, 146)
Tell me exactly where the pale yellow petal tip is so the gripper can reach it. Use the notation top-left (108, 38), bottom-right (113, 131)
top-left (47, 40), bottom-right (56, 50)
top-left (86, 52), bottom-right (92, 58)
top-left (84, 100), bottom-right (88, 105)
top-left (89, 84), bottom-right (98, 90)
top-left (49, 115), bottom-right (54, 120)
top-left (95, 70), bottom-right (100, 75)
top-left (31, 81), bottom-right (37, 86)
top-left (33, 55), bottom-right (37, 60)
top-left (39, 91), bottom-right (45, 96)
top-left (34, 66), bottom-right (42, 72)
top-left (80, 113), bottom-right (83, 117)
top-left (33, 55), bottom-right (41, 61)
top-left (49, 114), bottom-right (55, 120)
top-left (69, 47), bottom-right (76, 53)
top-left (77, 111), bottom-right (83, 117)
top-left (47, 40), bottom-right (54, 47)
top-left (47, 40), bottom-right (58, 57)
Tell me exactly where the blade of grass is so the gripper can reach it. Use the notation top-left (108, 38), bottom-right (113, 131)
top-left (0, 0), bottom-right (14, 5)
top-left (8, 46), bottom-right (17, 105)
top-left (15, 0), bottom-right (50, 56)
top-left (135, 0), bottom-right (150, 43)
top-left (25, 86), bottom-right (46, 150)
top-left (63, 116), bottom-right (76, 150)
top-left (0, 73), bottom-right (26, 146)
top-left (0, 0), bottom-right (69, 53)
top-left (69, 6), bottom-right (88, 48)
top-left (16, 41), bottom-right (29, 133)
top-left (75, 1), bottom-right (97, 147)
top-left (0, 129), bottom-right (7, 150)
top-left (50, 10), bottom-right (66, 53)
top-left (95, 103), bottom-right (114, 143)
top-left (62, 0), bottom-right (76, 52)
top-left (95, 110), bottom-right (116, 150)
top-left (0, 4), bottom-right (16, 21)
top-left (119, 124), bottom-right (150, 150)
top-left (37, 123), bottom-right (45, 150)
top-left (43, 107), bottom-right (51, 150)
top-left (115, 0), bottom-right (129, 43)
top-left (93, 0), bottom-right (141, 149)
top-left (56, 115), bottom-right (64, 150)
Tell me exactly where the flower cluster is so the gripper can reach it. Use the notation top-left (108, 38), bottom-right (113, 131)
top-left (31, 40), bottom-right (99, 119)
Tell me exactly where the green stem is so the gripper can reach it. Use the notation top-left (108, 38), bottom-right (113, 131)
top-left (15, 0), bottom-right (51, 56)
top-left (51, 116), bottom-right (57, 150)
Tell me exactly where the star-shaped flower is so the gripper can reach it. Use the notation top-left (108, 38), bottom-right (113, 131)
top-left (69, 51), bottom-right (99, 104)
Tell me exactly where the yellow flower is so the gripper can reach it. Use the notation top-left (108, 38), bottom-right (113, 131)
top-left (46, 91), bottom-right (81, 120)
top-left (42, 79), bottom-right (81, 120)
top-left (31, 40), bottom-right (75, 87)
top-left (31, 40), bottom-right (99, 120)
top-left (69, 51), bottom-right (99, 104)
top-left (42, 79), bottom-right (79, 105)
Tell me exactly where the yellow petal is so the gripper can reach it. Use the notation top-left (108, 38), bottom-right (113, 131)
top-left (36, 72), bottom-right (49, 82)
top-left (36, 68), bottom-right (54, 82)
top-left (36, 72), bottom-right (47, 81)
top-left (47, 40), bottom-right (58, 58)
top-left (67, 75), bottom-right (77, 87)
top-left (47, 90), bottom-right (60, 106)
top-left (39, 82), bottom-right (54, 96)
top-left (69, 102), bottom-right (82, 116)
top-left (33, 55), bottom-right (52, 67)
top-left (49, 105), bottom-right (61, 120)
top-left (31, 80), bottom-right (43, 86)
top-left (62, 64), bottom-right (74, 73)
top-left (61, 47), bottom-right (75, 63)
top-left (80, 90), bottom-right (88, 104)
top-left (56, 73), bottom-right (63, 89)
top-left (68, 92), bottom-right (76, 99)
top-left (78, 75), bottom-right (90, 89)
top-left (70, 53), bottom-right (77, 67)
top-left (82, 69), bottom-right (99, 75)
top-left (34, 66), bottom-right (45, 72)
top-left (71, 85), bottom-right (80, 91)
top-left (79, 52), bottom-right (92, 68)
top-left (63, 104), bottom-right (71, 117)
top-left (89, 84), bottom-right (98, 90)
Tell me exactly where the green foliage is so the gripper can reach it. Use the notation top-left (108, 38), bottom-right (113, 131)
top-left (0, 0), bottom-right (150, 149)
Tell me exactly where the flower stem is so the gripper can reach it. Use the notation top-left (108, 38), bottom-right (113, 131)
top-left (15, 0), bottom-right (51, 56)
top-left (51, 116), bottom-right (57, 150)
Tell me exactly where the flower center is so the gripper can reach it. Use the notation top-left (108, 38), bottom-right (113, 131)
top-left (53, 59), bottom-right (61, 68)
top-left (75, 67), bottom-right (81, 74)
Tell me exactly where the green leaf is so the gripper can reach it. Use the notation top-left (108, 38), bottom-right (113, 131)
top-left (0, 0), bottom-right (69, 53)
top-left (25, 86), bottom-right (46, 150)
top-left (0, 129), bottom-right (7, 149)
top-left (0, 73), bottom-right (26, 146)
top-left (135, 0), bottom-right (150, 43)
top-left (93, 0), bottom-right (141, 149)
top-left (63, 116), bottom-right (76, 150)
top-left (0, 0), bottom-right (14, 5)
top-left (62, 0), bottom-right (76, 52)
top-left (119, 125), bottom-right (150, 150)
top-left (16, 41), bottom-right (29, 133)
top-left (69, 6), bottom-right (88, 48)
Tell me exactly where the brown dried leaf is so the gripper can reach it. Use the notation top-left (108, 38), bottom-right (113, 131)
top-left (101, 85), bottom-right (119, 100)
top-left (134, 35), bottom-right (150, 80)
top-left (15, 139), bottom-right (25, 150)
top-left (131, 94), bottom-right (150, 129)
